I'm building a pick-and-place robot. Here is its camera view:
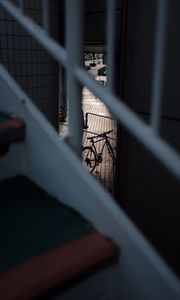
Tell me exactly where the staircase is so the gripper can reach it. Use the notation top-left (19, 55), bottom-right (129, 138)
top-left (0, 74), bottom-right (119, 299)
top-left (0, 1), bottom-right (180, 300)
top-left (0, 175), bottom-right (117, 300)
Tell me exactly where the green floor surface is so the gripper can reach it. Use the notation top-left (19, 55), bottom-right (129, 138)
top-left (0, 176), bottom-right (93, 273)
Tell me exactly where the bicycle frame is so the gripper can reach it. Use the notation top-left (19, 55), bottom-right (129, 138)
top-left (88, 135), bottom-right (115, 164)
top-left (82, 130), bottom-right (116, 173)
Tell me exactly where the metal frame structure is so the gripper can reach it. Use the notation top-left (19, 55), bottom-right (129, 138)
top-left (0, 0), bottom-right (180, 179)
top-left (0, 0), bottom-right (179, 178)
top-left (84, 112), bottom-right (114, 131)
top-left (0, 0), bottom-right (180, 298)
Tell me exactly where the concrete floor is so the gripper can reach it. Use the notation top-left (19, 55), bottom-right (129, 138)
top-left (59, 86), bottom-right (117, 196)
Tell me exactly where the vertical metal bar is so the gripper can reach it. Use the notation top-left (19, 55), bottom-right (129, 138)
top-left (66, 0), bottom-right (83, 157)
top-left (151, 0), bottom-right (168, 134)
top-left (106, 0), bottom-right (116, 91)
top-left (42, 0), bottom-right (49, 34)
top-left (18, 0), bottom-right (23, 12)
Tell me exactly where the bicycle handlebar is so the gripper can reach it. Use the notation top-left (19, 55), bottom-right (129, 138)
top-left (87, 129), bottom-right (113, 140)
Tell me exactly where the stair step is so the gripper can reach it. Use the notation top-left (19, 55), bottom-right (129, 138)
top-left (0, 112), bottom-right (25, 156)
top-left (0, 176), bottom-right (118, 300)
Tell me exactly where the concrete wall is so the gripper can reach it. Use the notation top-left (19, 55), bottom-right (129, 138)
top-left (0, 0), bottom-right (59, 128)
top-left (116, 0), bottom-right (180, 275)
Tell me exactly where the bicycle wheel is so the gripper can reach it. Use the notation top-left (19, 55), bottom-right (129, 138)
top-left (82, 146), bottom-right (96, 172)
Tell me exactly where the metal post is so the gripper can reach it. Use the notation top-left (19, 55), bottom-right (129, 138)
top-left (106, 0), bottom-right (116, 91)
top-left (151, 0), bottom-right (168, 133)
top-left (66, 0), bottom-right (83, 157)
top-left (42, 0), bottom-right (49, 34)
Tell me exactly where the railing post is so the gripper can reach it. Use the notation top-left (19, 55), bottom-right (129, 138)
top-left (42, 0), bottom-right (49, 34)
top-left (150, 0), bottom-right (168, 134)
top-left (106, 0), bottom-right (116, 92)
top-left (84, 112), bottom-right (88, 129)
top-left (66, 0), bottom-right (83, 157)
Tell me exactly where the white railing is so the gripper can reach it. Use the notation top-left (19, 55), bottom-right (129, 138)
top-left (0, 1), bottom-right (180, 298)
top-left (0, 0), bottom-right (179, 178)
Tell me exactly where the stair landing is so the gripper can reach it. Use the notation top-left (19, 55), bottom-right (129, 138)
top-left (0, 176), bottom-right (117, 300)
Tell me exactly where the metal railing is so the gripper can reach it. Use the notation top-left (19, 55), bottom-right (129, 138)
top-left (0, 0), bottom-right (179, 179)
top-left (1, 1), bottom-right (180, 298)
top-left (84, 112), bottom-right (114, 130)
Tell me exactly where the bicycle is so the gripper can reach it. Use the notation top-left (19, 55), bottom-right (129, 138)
top-left (82, 129), bottom-right (116, 172)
